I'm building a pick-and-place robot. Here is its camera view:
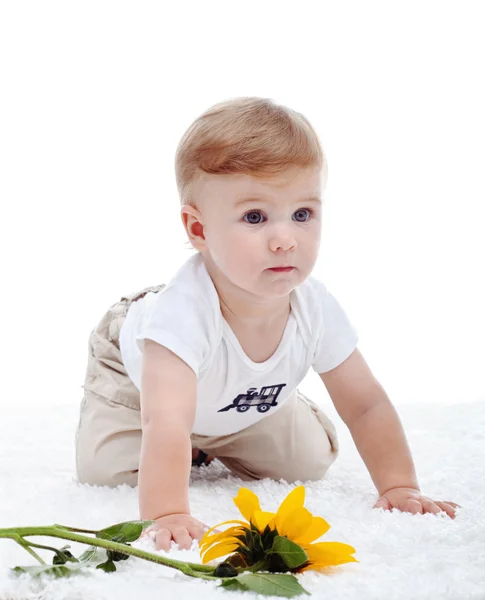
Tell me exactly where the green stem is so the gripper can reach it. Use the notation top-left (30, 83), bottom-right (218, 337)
top-left (11, 534), bottom-right (46, 565)
top-left (21, 540), bottom-right (64, 557)
top-left (52, 523), bottom-right (101, 535)
top-left (0, 527), bottom-right (217, 580)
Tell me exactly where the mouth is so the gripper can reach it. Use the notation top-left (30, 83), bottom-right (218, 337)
top-left (268, 266), bottom-right (295, 272)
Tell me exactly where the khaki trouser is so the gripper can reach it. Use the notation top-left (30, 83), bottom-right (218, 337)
top-left (75, 284), bottom-right (340, 487)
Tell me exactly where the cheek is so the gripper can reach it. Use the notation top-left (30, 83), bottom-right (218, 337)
top-left (232, 231), bottom-right (262, 257)
top-left (228, 232), bottom-right (257, 256)
top-left (215, 229), bottom-right (260, 267)
top-left (303, 224), bottom-right (321, 246)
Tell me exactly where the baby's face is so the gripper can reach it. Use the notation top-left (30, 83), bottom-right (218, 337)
top-left (186, 165), bottom-right (323, 299)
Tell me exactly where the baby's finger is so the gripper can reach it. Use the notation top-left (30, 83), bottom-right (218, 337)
top-left (171, 526), bottom-right (193, 550)
top-left (154, 528), bottom-right (172, 551)
top-left (186, 522), bottom-right (207, 541)
top-left (420, 499), bottom-right (442, 515)
top-left (406, 499), bottom-right (424, 515)
top-left (434, 501), bottom-right (458, 519)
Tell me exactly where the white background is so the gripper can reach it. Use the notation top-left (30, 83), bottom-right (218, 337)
top-left (1, 1), bottom-right (484, 412)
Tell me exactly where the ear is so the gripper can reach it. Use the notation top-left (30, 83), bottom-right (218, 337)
top-left (180, 205), bottom-right (207, 252)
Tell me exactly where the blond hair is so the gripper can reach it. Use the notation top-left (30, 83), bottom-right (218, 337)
top-left (174, 97), bottom-right (325, 208)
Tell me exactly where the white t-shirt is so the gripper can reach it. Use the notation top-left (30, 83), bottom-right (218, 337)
top-left (119, 253), bottom-right (359, 436)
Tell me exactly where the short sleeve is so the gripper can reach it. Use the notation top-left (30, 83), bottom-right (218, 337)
top-left (135, 284), bottom-right (214, 377)
top-left (311, 287), bottom-right (359, 374)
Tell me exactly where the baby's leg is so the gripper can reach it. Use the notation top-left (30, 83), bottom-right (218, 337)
top-left (76, 392), bottom-right (214, 485)
top-left (75, 284), bottom-right (213, 486)
top-left (192, 389), bottom-right (339, 483)
top-left (76, 389), bottom-right (141, 487)
top-left (76, 286), bottom-right (160, 487)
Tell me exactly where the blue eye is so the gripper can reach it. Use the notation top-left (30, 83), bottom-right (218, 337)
top-left (243, 209), bottom-right (313, 224)
top-left (243, 211), bottom-right (265, 224)
top-left (294, 209), bottom-right (312, 222)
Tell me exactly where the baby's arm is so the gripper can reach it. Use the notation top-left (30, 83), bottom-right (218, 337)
top-left (319, 348), bottom-right (420, 494)
top-left (319, 348), bottom-right (460, 518)
top-left (138, 339), bottom-right (208, 550)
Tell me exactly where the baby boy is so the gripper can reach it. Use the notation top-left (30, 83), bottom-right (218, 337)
top-left (75, 96), bottom-right (460, 552)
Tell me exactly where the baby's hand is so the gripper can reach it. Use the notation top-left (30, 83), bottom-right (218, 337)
top-left (139, 513), bottom-right (210, 551)
top-left (373, 487), bottom-right (461, 519)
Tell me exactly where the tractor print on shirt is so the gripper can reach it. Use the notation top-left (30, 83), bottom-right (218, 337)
top-left (218, 383), bottom-right (287, 414)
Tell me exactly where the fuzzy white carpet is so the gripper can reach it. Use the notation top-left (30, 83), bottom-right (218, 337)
top-left (1, 397), bottom-right (484, 600)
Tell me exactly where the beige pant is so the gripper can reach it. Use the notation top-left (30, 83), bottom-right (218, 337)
top-left (75, 284), bottom-right (340, 487)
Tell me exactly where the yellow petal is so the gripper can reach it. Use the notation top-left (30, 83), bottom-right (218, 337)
top-left (233, 488), bottom-right (261, 522)
top-left (199, 526), bottom-right (248, 551)
top-left (299, 555), bottom-right (359, 571)
top-left (251, 510), bottom-right (277, 533)
top-left (275, 486), bottom-right (305, 527)
top-left (201, 536), bottom-right (242, 554)
top-left (201, 541), bottom-right (240, 564)
top-left (200, 519), bottom-right (248, 546)
top-left (292, 516), bottom-right (331, 544)
top-left (302, 541), bottom-right (358, 568)
top-left (276, 507), bottom-right (313, 539)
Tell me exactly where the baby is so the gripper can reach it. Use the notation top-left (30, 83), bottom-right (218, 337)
top-left (75, 97), bottom-right (460, 552)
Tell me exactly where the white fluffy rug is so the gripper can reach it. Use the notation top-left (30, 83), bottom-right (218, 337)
top-left (1, 397), bottom-right (484, 600)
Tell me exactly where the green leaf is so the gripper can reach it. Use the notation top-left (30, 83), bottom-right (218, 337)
top-left (221, 573), bottom-right (310, 597)
top-left (220, 578), bottom-right (245, 591)
top-left (254, 531), bottom-right (265, 553)
top-left (11, 541), bottom-right (123, 579)
top-left (96, 520), bottom-right (151, 543)
top-left (78, 545), bottom-right (103, 562)
top-left (11, 562), bottom-right (90, 579)
top-left (52, 545), bottom-right (79, 565)
top-left (107, 548), bottom-right (130, 562)
top-left (96, 559), bottom-right (117, 573)
top-left (269, 537), bottom-right (308, 569)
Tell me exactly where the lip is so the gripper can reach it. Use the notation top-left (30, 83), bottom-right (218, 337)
top-left (268, 266), bottom-right (295, 272)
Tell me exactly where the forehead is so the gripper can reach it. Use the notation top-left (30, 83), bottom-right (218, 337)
top-left (195, 166), bottom-right (323, 204)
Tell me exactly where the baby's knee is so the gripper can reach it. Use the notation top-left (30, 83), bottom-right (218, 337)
top-left (294, 456), bottom-right (337, 483)
top-left (282, 428), bottom-right (339, 483)
top-left (76, 456), bottom-right (138, 488)
top-left (75, 425), bottom-right (140, 488)
top-left (276, 452), bottom-right (337, 484)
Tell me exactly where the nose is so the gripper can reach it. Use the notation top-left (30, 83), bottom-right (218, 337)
top-left (268, 224), bottom-right (297, 253)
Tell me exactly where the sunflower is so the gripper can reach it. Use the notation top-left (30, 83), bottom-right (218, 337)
top-left (199, 486), bottom-right (358, 573)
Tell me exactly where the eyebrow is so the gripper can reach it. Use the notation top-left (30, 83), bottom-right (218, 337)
top-left (234, 196), bottom-right (322, 208)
